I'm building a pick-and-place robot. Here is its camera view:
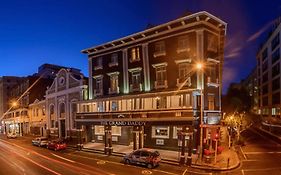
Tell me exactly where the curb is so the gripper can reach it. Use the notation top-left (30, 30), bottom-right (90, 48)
top-left (71, 147), bottom-right (240, 170)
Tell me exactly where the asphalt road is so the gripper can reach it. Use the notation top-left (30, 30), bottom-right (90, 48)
top-left (226, 127), bottom-right (281, 175)
top-left (0, 135), bottom-right (192, 175)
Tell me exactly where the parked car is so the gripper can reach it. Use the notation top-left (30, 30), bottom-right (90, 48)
top-left (7, 132), bottom-right (17, 139)
top-left (32, 137), bottom-right (48, 147)
top-left (123, 148), bottom-right (161, 168)
top-left (47, 140), bottom-right (67, 151)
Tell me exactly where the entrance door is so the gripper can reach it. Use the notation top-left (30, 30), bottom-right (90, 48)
top-left (60, 120), bottom-right (66, 138)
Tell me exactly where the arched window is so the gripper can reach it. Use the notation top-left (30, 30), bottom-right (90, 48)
top-left (59, 103), bottom-right (65, 118)
top-left (71, 100), bottom-right (77, 129)
top-left (49, 104), bottom-right (55, 128)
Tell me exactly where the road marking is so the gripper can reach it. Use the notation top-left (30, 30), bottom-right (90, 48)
top-left (242, 159), bottom-right (259, 162)
top-left (142, 170), bottom-right (152, 175)
top-left (241, 169), bottom-right (245, 175)
top-left (96, 160), bottom-right (106, 165)
top-left (243, 167), bottom-right (281, 172)
top-left (244, 151), bottom-right (281, 154)
top-left (51, 153), bottom-right (75, 163)
top-left (240, 146), bottom-right (247, 160)
top-left (182, 168), bottom-right (212, 175)
top-left (153, 169), bottom-right (178, 175)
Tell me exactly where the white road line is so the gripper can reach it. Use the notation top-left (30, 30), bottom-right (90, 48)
top-left (241, 169), bottom-right (245, 175)
top-left (244, 151), bottom-right (281, 154)
top-left (182, 168), bottom-right (212, 175)
top-left (240, 146), bottom-right (247, 160)
top-left (51, 153), bottom-right (75, 163)
top-left (153, 169), bottom-right (178, 175)
top-left (243, 167), bottom-right (281, 172)
top-left (242, 159), bottom-right (259, 162)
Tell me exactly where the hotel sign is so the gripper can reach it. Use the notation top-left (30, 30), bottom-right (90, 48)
top-left (101, 121), bottom-right (146, 126)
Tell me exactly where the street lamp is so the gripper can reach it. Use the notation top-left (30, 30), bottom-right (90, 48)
top-left (196, 62), bottom-right (204, 162)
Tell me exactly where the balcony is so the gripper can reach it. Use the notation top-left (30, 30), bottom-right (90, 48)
top-left (154, 80), bottom-right (168, 89)
top-left (108, 62), bottom-right (118, 67)
top-left (176, 47), bottom-right (190, 54)
top-left (176, 77), bottom-right (191, 87)
top-left (94, 89), bottom-right (103, 96)
top-left (130, 83), bottom-right (143, 92)
top-left (207, 77), bottom-right (219, 87)
top-left (153, 51), bottom-right (166, 58)
top-left (109, 86), bottom-right (120, 94)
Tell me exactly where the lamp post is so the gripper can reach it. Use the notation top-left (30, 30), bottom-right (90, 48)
top-left (196, 63), bottom-right (204, 162)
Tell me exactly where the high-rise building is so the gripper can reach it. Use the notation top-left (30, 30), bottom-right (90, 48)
top-left (256, 17), bottom-right (281, 122)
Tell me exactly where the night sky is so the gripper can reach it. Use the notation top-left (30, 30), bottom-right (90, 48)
top-left (0, 0), bottom-right (280, 93)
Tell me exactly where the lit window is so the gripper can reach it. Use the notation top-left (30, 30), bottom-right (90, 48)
top-left (177, 36), bottom-right (190, 53)
top-left (208, 95), bottom-right (215, 110)
top-left (93, 75), bottom-right (103, 96)
top-left (107, 72), bottom-right (119, 94)
top-left (130, 47), bottom-right (140, 62)
top-left (152, 126), bottom-right (169, 138)
top-left (152, 63), bottom-right (168, 89)
top-left (109, 53), bottom-right (118, 67)
top-left (95, 126), bottom-right (104, 135)
top-left (154, 41), bottom-right (166, 57)
top-left (129, 68), bottom-right (142, 92)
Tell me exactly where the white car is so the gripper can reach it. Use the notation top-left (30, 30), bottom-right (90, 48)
top-left (7, 132), bottom-right (17, 139)
top-left (32, 137), bottom-right (48, 147)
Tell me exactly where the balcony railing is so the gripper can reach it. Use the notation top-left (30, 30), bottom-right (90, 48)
top-left (94, 89), bottom-right (103, 96)
top-left (153, 51), bottom-right (166, 58)
top-left (109, 86), bottom-right (120, 94)
top-left (176, 77), bottom-right (191, 87)
top-left (154, 80), bottom-right (168, 89)
top-left (207, 77), bottom-right (219, 87)
top-left (130, 83), bottom-right (142, 92)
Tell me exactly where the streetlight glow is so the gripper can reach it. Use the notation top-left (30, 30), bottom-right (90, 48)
top-left (196, 63), bottom-right (203, 70)
top-left (12, 101), bottom-right (18, 107)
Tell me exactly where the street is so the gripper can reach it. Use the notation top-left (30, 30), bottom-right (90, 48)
top-left (0, 135), bottom-right (189, 175)
top-left (224, 127), bottom-right (281, 175)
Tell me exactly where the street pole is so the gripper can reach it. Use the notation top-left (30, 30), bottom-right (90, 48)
top-left (199, 69), bottom-right (204, 163)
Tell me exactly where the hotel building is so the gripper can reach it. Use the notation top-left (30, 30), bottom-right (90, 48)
top-left (76, 11), bottom-right (227, 153)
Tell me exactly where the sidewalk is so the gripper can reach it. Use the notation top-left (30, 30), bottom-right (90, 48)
top-left (82, 142), bottom-right (240, 170)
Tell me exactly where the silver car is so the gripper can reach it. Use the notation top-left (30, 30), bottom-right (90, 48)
top-left (32, 137), bottom-right (48, 147)
top-left (123, 148), bottom-right (161, 169)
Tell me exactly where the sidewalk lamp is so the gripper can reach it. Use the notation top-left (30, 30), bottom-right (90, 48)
top-left (196, 62), bottom-right (204, 162)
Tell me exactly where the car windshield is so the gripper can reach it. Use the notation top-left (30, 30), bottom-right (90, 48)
top-left (151, 151), bottom-right (160, 157)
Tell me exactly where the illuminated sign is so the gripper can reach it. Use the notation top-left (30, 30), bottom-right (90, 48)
top-left (101, 121), bottom-right (146, 126)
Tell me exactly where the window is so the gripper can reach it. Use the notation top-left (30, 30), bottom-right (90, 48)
top-left (130, 47), bottom-right (140, 62)
top-left (272, 78), bottom-right (280, 91)
top-left (129, 68), bottom-right (142, 92)
top-left (262, 72), bottom-right (268, 83)
top-left (272, 63), bottom-right (280, 78)
top-left (152, 126), bottom-right (169, 138)
top-left (177, 36), bottom-right (190, 53)
top-left (262, 48), bottom-right (268, 61)
top-left (208, 95), bottom-right (215, 110)
top-left (71, 102), bottom-right (77, 129)
top-left (207, 34), bottom-right (218, 52)
top-left (272, 92), bottom-right (280, 105)
top-left (262, 60), bottom-right (268, 72)
top-left (59, 103), bottom-right (65, 118)
top-left (111, 101), bottom-right (118, 111)
top-left (272, 48), bottom-right (280, 64)
top-left (271, 32), bottom-right (280, 51)
top-left (152, 63), bottom-right (168, 88)
top-left (94, 57), bottom-right (103, 70)
top-left (50, 104), bottom-right (55, 128)
top-left (108, 73), bottom-right (119, 94)
top-left (153, 41), bottom-right (166, 57)
top-left (178, 63), bottom-right (191, 85)
top-left (262, 84), bottom-right (268, 94)
top-left (94, 75), bottom-right (103, 96)
top-left (109, 53), bottom-right (118, 67)
top-left (112, 126), bottom-right (121, 136)
top-left (95, 126), bottom-right (104, 135)
top-left (262, 96), bottom-right (268, 106)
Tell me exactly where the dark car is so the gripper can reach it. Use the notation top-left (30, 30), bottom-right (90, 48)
top-left (47, 140), bottom-right (67, 151)
top-left (123, 148), bottom-right (161, 168)
top-left (32, 137), bottom-right (48, 147)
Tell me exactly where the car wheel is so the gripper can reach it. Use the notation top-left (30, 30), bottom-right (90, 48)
top-left (125, 159), bottom-right (130, 165)
top-left (147, 163), bottom-right (153, 169)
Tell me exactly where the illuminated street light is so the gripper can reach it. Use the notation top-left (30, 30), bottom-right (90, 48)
top-left (12, 101), bottom-right (18, 108)
top-left (196, 62), bottom-right (204, 163)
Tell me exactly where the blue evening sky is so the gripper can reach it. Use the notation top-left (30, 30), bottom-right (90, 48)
top-left (0, 0), bottom-right (280, 93)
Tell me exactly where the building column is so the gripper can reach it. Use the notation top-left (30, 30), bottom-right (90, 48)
top-left (139, 126), bottom-right (144, 149)
top-left (142, 43), bottom-right (150, 91)
top-left (179, 126), bottom-right (187, 165)
top-left (104, 126), bottom-right (112, 155)
top-left (122, 49), bottom-right (129, 93)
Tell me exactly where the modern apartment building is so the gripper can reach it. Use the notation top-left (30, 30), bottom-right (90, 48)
top-left (257, 18), bottom-right (281, 122)
top-left (76, 11), bottom-right (227, 153)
